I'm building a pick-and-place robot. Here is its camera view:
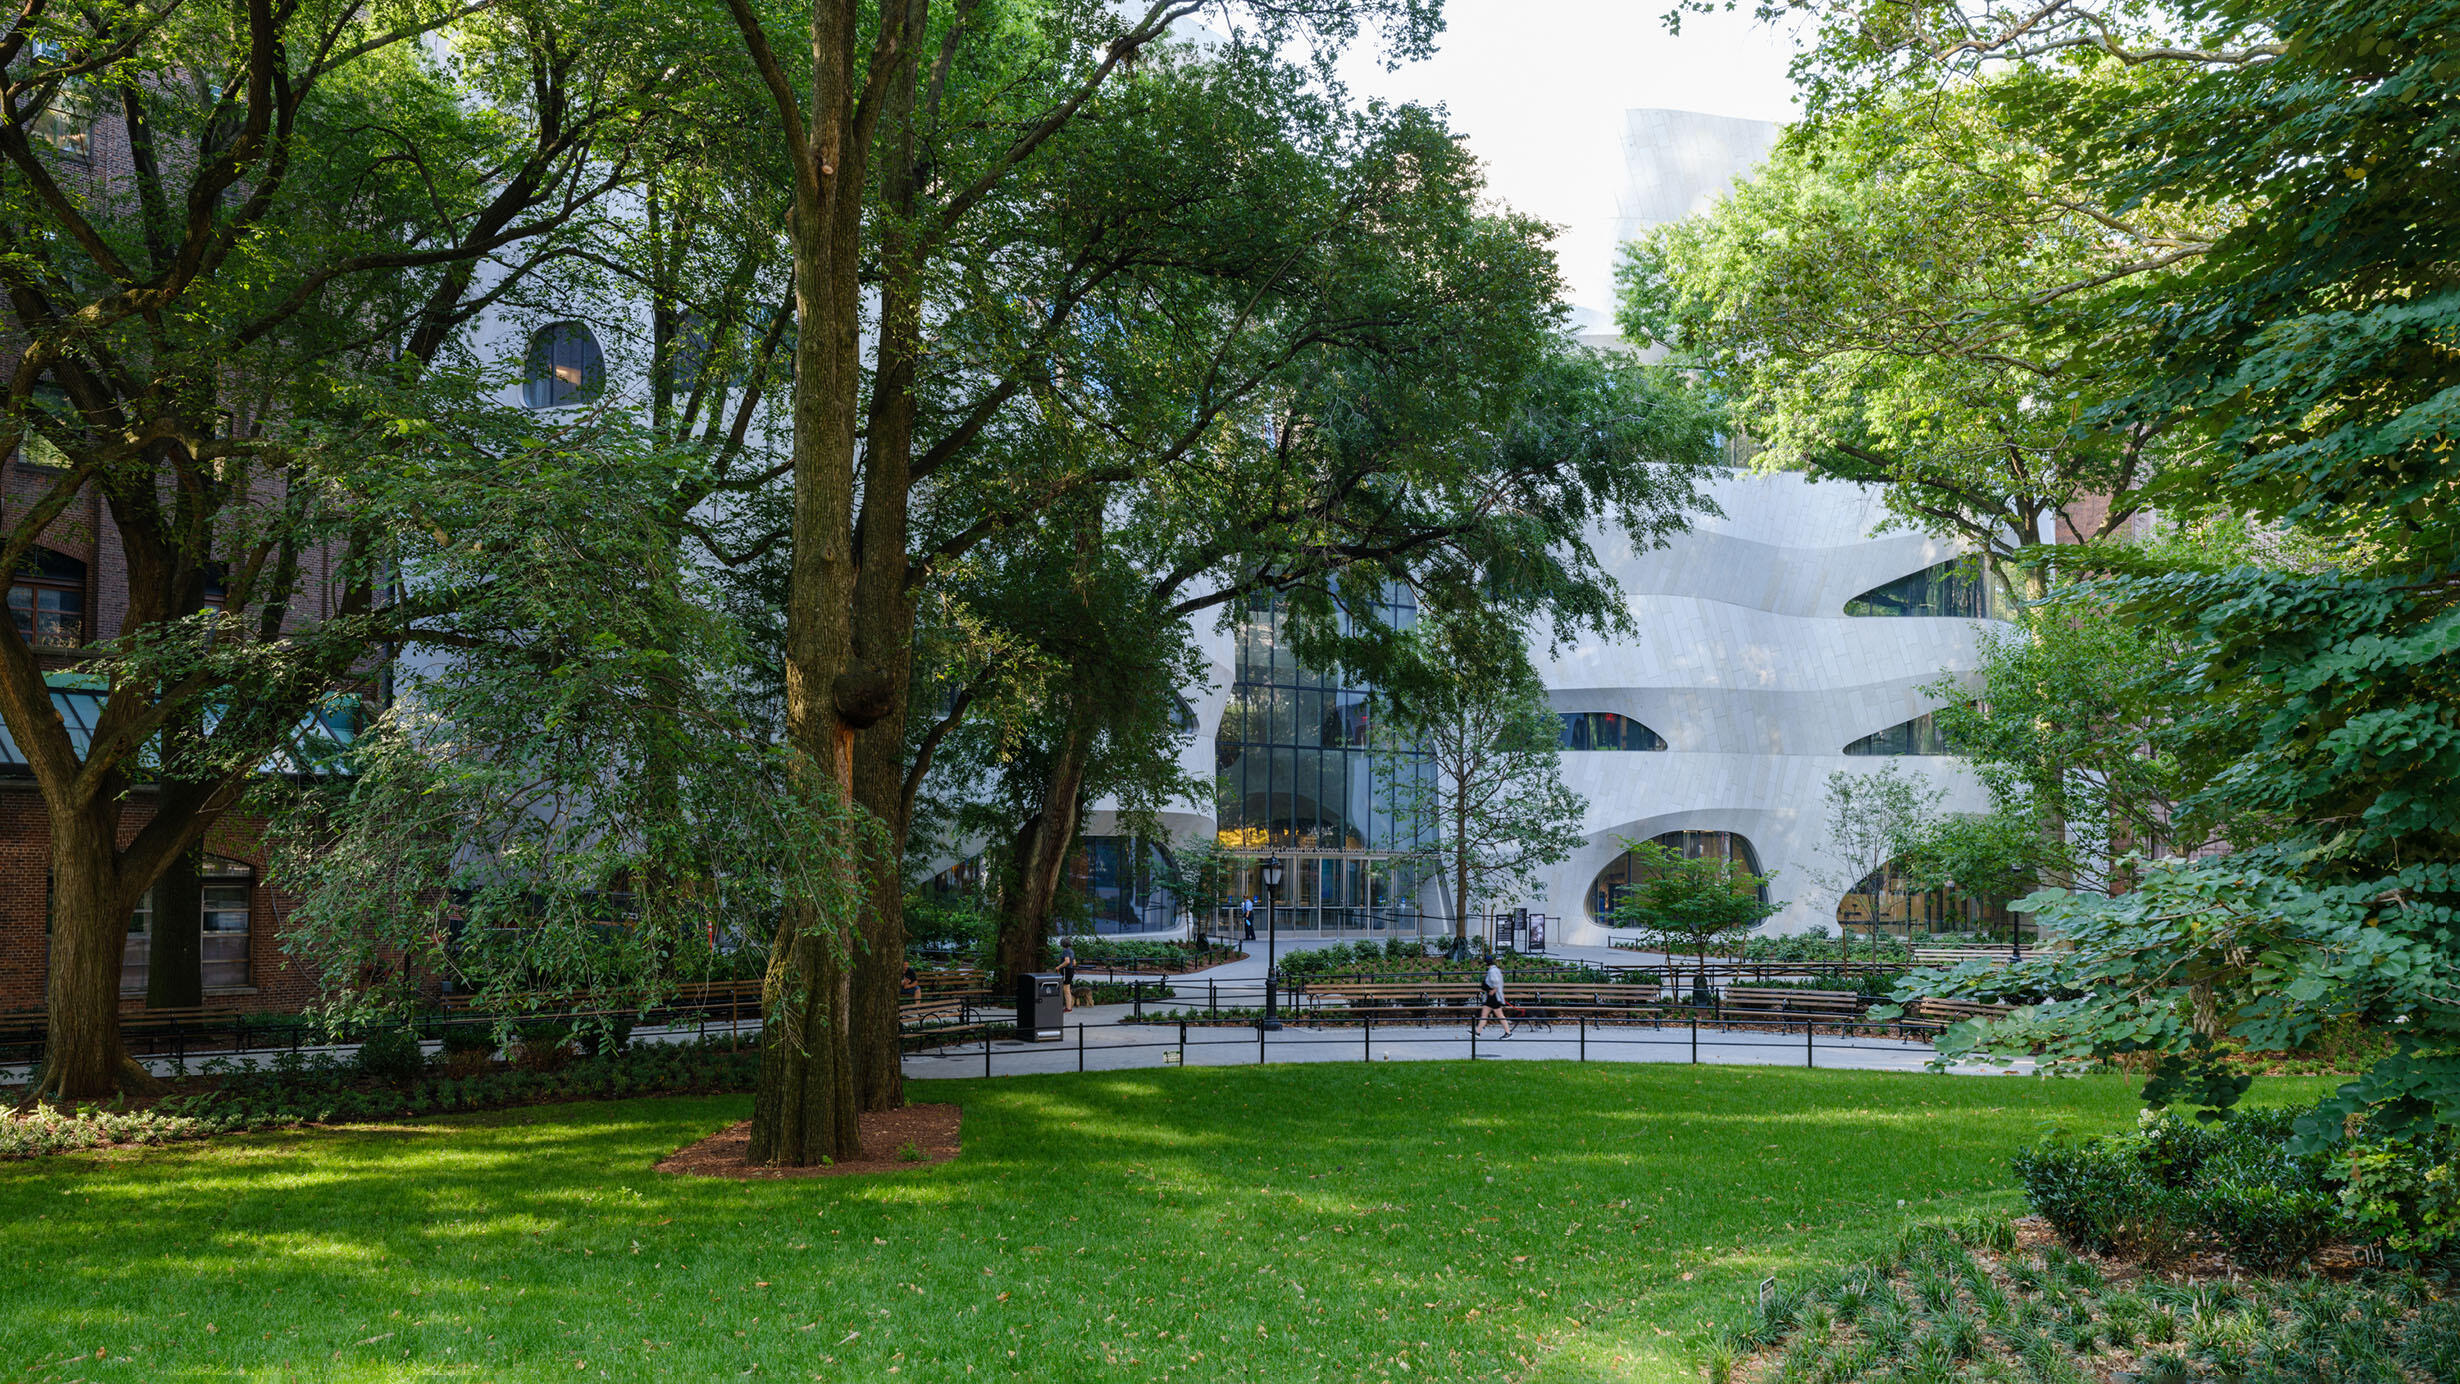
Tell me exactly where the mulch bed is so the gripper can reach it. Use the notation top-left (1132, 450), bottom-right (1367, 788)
top-left (655, 1102), bottom-right (962, 1180)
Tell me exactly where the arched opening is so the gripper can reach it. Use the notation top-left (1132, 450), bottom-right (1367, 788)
top-left (522, 322), bottom-right (605, 408)
top-left (1586, 830), bottom-right (1764, 922)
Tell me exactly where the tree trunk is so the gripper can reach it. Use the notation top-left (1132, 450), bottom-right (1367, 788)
top-left (996, 715), bottom-right (1094, 983)
top-left (32, 806), bottom-right (144, 1102)
top-left (145, 841), bottom-right (205, 1010)
top-left (844, 13), bottom-right (924, 1114)
top-left (748, 0), bottom-right (876, 1164)
top-left (850, 715), bottom-right (912, 1112)
top-left (1453, 796), bottom-right (1471, 943)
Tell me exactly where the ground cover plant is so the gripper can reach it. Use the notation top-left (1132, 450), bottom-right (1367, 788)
top-left (0, 1061), bottom-right (2323, 1382)
top-left (1725, 1219), bottom-right (2457, 1384)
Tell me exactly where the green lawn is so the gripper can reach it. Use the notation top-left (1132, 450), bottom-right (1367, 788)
top-left (0, 1063), bottom-right (2321, 1383)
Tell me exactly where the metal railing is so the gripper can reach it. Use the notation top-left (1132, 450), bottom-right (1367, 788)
top-left (903, 1010), bottom-right (1969, 1079)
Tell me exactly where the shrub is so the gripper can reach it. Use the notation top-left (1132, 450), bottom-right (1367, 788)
top-left (354, 1027), bottom-right (426, 1084)
top-left (2014, 1105), bottom-right (2348, 1268)
top-left (436, 1023), bottom-right (497, 1057)
top-left (2336, 1129), bottom-right (2460, 1263)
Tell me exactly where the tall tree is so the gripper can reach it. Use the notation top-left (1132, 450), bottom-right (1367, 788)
top-left (0, 0), bottom-right (656, 1099)
top-left (711, 0), bottom-right (1455, 1162)
top-left (1748, 0), bottom-right (2460, 1140)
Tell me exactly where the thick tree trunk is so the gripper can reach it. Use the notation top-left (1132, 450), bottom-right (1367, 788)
top-left (850, 717), bottom-right (911, 1112)
top-left (33, 807), bottom-right (144, 1102)
top-left (845, 24), bottom-right (923, 1113)
top-left (748, 0), bottom-right (875, 1164)
top-left (145, 842), bottom-right (205, 1010)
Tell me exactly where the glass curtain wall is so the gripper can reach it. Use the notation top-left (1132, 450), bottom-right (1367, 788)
top-left (1214, 589), bottom-right (1432, 936)
top-left (1836, 860), bottom-right (2027, 941)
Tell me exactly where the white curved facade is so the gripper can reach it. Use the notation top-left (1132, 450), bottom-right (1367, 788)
top-left (1533, 470), bottom-right (1993, 944)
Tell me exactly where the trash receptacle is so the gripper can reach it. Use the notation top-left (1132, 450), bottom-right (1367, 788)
top-left (1016, 972), bottom-right (1065, 1041)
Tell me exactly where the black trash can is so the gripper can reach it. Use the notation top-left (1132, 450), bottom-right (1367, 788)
top-left (1016, 972), bottom-right (1066, 1041)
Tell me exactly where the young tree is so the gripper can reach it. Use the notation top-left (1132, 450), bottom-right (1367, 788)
top-left (1372, 613), bottom-right (1587, 942)
top-left (1809, 763), bottom-right (1938, 959)
top-left (0, 2), bottom-right (658, 1099)
top-left (1606, 840), bottom-right (1783, 999)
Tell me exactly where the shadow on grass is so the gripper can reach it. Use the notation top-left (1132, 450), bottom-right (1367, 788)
top-left (0, 1063), bottom-right (2324, 1383)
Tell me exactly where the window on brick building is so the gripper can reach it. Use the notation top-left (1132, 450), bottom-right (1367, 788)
top-left (9, 547), bottom-right (86, 649)
top-left (24, 45), bottom-right (91, 160)
top-left (522, 322), bottom-right (604, 408)
top-left (116, 855), bottom-right (255, 995)
top-left (200, 855), bottom-right (252, 989)
top-left (14, 383), bottom-right (74, 469)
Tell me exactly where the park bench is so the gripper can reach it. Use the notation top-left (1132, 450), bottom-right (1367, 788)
top-left (1900, 997), bottom-right (2015, 1033)
top-left (1911, 947), bottom-right (2016, 968)
top-left (1298, 980), bottom-right (1667, 1026)
top-left (1715, 987), bottom-right (1870, 1026)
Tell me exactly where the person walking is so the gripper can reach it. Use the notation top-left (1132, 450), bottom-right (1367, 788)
top-left (1058, 940), bottom-right (1079, 1013)
top-left (1241, 896), bottom-right (1256, 940)
top-left (1475, 957), bottom-right (1513, 1039)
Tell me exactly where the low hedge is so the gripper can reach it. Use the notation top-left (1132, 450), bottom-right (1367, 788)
top-left (1, 1037), bottom-right (762, 1161)
top-left (2012, 1106), bottom-right (2343, 1270)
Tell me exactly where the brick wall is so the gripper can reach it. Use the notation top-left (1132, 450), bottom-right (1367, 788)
top-left (0, 785), bottom-right (323, 1017)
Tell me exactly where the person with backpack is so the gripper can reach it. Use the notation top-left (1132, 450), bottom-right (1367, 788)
top-left (1476, 957), bottom-right (1514, 1039)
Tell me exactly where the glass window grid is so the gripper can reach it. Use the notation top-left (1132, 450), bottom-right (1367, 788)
top-left (523, 322), bottom-right (605, 409)
top-left (1215, 590), bottom-right (1431, 933)
top-left (1844, 559), bottom-right (2010, 620)
top-left (1837, 860), bottom-right (2023, 940)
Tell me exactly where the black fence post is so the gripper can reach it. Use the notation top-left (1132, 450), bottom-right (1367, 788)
top-left (1209, 978), bottom-right (1217, 1015)
top-left (1363, 1015), bottom-right (1371, 1063)
top-left (1178, 1021), bottom-right (1187, 1067)
top-left (1257, 1020), bottom-right (1266, 1065)
top-left (1806, 1019), bottom-right (1814, 1069)
top-left (1579, 1017), bottom-right (1586, 1062)
top-left (1132, 980), bottom-right (1144, 1019)
top-left (985, 1031), bottom-right (994, 1079)
top-left (1690, 1010), bottom-right (1698, 1064)
top-left (1470, 1024), bottom-right (1478, 1062)
top-left (1078, 1022), bottom-right (1086, 1073)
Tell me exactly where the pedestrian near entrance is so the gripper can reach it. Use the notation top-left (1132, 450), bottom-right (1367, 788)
top-left (1059, 940), bottom-right (1078, 1012)
top-left (1476, 958), bottom-right (1513, 1038)
top-left (899, 963), bottom-right (921, 1003)
top-left (1241, 897), bottom-right (1256, 940)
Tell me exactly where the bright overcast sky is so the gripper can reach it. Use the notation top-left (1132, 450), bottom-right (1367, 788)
top-left (1333, 1), bottom-right (1806, 316)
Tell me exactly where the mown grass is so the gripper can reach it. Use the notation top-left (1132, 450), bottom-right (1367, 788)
top-left (0, 1062), bottom-right (2325, 1383)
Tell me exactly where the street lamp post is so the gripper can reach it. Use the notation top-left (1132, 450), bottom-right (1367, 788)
top-left (1260, 855), bottom-right (1285, 1031)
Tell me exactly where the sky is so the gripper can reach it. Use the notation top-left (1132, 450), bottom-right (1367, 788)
top-left (1333, 1), bottom-right (1805, 316)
